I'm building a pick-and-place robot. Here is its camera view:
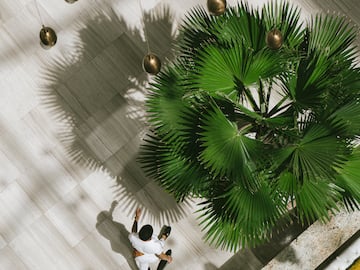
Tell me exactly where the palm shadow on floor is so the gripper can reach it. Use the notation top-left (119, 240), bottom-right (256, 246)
top-left (40, 2), bottom-right (191, 225)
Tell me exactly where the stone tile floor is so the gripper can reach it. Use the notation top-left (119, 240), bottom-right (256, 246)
top-left (0, 0), bottom-right (359, 269)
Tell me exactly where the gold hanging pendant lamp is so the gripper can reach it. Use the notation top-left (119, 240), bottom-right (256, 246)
top-left (40, 26), bottom-right (57, 48)
top-left (266, 29), bottom-right (283, 50)
top-left (138, 0), bottom-right (161, 75)
top-left (143, 53), bottom-right (161, 75)
top-left (35, 0), bottom-right (57, 49)
top-left (207, 0), bottom-right (227, 16)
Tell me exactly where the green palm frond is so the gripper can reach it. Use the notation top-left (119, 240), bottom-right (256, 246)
top-left (195, 44), bottom-right (284, 103)
top-left (280, 15), bottom-right (358, 111)
top-left (272, 125), bottom-right (346, 181)
top-left (194, 45), bottom-right (238, 99)
top-left (146, 64), bottom-right (192, 141)
top-left (328, 100), bottom-right (360, 137)
top-left (335, 147), bottom-right (360, 210)
top-left (199, 104), bottom-right (263, 188)
top-left (281, 52), bottom-right (334, 110)
top-left (217, 2), bottom-right (266, 51)
top-left (276, 171), bottom-right (297, 200)
top-left (139, 134), bottom-right (208, 200)
top-left (324, 68), bottom-right (360, 116)
top-left (262, 1), bottom-right (304, 48)
top-left (139, 0), bottom-right (360, 250)
top-left (199, 180), bottom-right (287, 251)
top-left (308, 14), bottom-right (357, 63)
top-left (295, 180), bottom-right (342, 224)
top-left (177, 6), bottom-right (225, 61)
top-left (338, 68), bottom-right (360, 93)
top-left (275, 171), bottom-right (343, 224)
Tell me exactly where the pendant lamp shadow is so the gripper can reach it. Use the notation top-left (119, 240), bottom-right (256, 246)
top-left (207, 0), bottom-right (227, 16)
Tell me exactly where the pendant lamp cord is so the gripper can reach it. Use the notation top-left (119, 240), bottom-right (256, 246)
top-left (34, 0), bottom-right (45, 27)
top-left (138, 0), bottom-right (151, 54)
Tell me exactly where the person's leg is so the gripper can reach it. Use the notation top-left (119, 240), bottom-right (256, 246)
top-left (158, 226), bottom-right (171, 240)
top-left (135, 257), bottom-right (150, 270)
top-left (156, 249), bottom-right (172, 270)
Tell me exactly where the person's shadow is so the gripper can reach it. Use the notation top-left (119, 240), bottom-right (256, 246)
top-left (96, 201), bottom-right (137, 270)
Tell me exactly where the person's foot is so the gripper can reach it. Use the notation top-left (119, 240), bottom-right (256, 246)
top-left (161, 226), bottom-right (171, 240)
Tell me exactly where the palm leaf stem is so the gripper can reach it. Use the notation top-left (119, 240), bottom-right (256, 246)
top-left (243, 87), bottom-right (260, 112)
top-left (257, 79), bottom-right (267, 114)
top-left (268, 96), bottom-right (292, 117)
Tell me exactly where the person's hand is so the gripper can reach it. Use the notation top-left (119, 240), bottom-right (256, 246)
top-left (135, 208), bottom-right (141, 221)
top-left (167, 255), bottom-right (173, 263)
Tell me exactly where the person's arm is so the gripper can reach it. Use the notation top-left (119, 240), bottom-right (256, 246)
top-left (131, 208), bottom-right (141, 233)
top-left (156, 252), bottom-right (172, 263)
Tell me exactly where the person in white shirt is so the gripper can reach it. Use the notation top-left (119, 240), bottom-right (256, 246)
top-left (128, 208), bottom-right (172, 270)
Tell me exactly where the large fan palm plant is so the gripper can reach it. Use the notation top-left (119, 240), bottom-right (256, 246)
top-left (139, 1), bottom-right (360, 251)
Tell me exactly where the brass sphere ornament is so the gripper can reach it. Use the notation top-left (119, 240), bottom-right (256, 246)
top-left (266, 29), bottom-right (283, 50)
top-left (143, 53), bottom-right (161, 75)
top-left (207, 0), bottom-right (227, 16)
top-left (40, 26), bottom-right (57, 48)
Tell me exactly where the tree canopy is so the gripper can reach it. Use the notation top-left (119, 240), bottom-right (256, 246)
top-left (139, 1), bottom-right (360, 251)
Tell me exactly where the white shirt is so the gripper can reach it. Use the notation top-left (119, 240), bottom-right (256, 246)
top-left (129, 233), bottom-right (165, 270)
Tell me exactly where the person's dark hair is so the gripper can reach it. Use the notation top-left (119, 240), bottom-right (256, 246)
top-left (139, 224), bottom-right (153, 241)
